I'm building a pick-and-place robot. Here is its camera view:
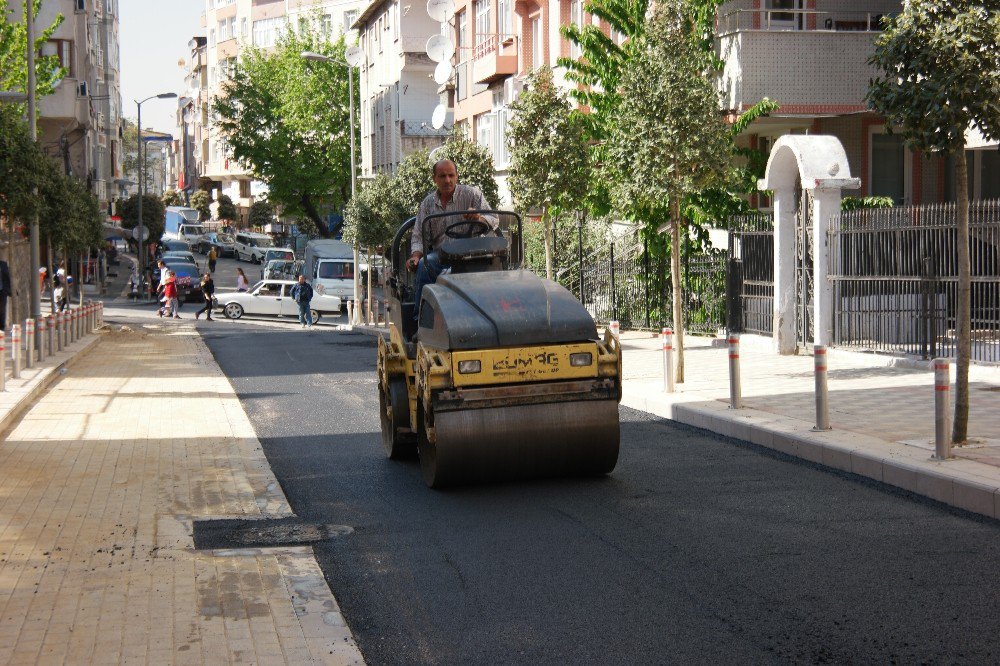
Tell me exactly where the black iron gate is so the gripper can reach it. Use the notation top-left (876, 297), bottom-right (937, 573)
top-left (726, 212), bottom-right (774, 335)
top-left (795, 190), bottom-right (814, 348)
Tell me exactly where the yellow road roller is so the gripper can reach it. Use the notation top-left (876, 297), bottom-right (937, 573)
top-left (376, 210), bottom-right (621, 488)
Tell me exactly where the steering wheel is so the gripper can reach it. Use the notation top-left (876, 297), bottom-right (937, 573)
top-left (444, 219), bottom-right (491, 239)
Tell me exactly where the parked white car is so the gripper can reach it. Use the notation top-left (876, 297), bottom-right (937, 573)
top-left (216, 280), bottom-right (342, 323)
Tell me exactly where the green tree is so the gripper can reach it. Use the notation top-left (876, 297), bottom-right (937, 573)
top-left (214, 26), bottom-right (355, 236)
top-left (342, 172), bottom-right (409, 250)
top-left (0, 1), bottom-right (66, 115)
top-left (607, 0), bottom-right (733, 382)
top-left (507, 66), bottom-right (590, 279)
top-left (392, 149), bottom-right (434, 217)
top-left (37, 157), bottom-right (104, 254)
top-left (216, 194), bottom-right (238, 221)
top-left (161, 189), bottom-right (183, 207)
top-left (248, 199), bottom-right (275, 229)
top-left (0, 105), bottom-right (45, 224)
top-left (118, 194), bottom-right (165, 241)
top-left (867, 1), bottom-right (1000, 445)
top-left (190, 190), bottom-right (211, 221)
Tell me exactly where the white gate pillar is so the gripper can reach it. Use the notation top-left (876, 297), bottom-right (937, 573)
top-left (760, 135), bottom-right (860, 354)
top-left (772, 187), bottom-right (797, 354)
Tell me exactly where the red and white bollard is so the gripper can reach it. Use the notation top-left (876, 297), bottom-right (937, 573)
top-left (813, 345), bottom-right (831, 430)
top-left (11, 324), bottom-right (21, 379)
top-left (727, 333), bottom-right (742, 409)
top-left (609, 320), bottom-right (620, 339)
top-left (661, 327), bottom-right (674, 393)
top-left (38, 315), bottom-right (48, 361)
top-left (24, 319), bottom-right (35, 369)
top-left (933, 358), bottom-right (952, 460)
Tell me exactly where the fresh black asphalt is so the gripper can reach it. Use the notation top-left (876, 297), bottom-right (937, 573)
top-left (201, 326), bottom-right (1000, 665)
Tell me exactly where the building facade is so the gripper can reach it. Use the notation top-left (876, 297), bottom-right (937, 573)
top-left (7, 0), bottom-right (124, 214)
top-left (353, 0), bottom-right (450, 177)
top-left (183, 0), bottom-right (369, 224)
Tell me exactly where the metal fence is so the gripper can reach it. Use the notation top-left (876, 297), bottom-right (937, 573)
top-left (524, 232), bottom-right (727, 334)
top-left (726, 212), bottom-right (774, 336)
top-left (829, 200), bottom-right (1000, 363)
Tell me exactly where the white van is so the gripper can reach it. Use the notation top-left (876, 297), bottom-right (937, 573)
top-left (234, 231), bottom-right (275, 264)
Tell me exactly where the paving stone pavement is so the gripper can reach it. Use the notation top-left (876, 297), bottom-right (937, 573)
top-left (0, 324), bottom-right (364, 665)
top-left (619, 331), bottom-right (1000, 519)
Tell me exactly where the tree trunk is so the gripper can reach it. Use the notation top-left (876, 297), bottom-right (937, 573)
top-left (542, 206), bottom-right (553, 280)
top-left (300, 193), bottom-right (331, 238)
top-left (952, 148), bottom-right (971, 444)
top-left (670, 194), bottom-right (685, 384)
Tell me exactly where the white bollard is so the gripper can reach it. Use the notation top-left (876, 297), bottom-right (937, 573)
top-left (99, 301), bottom-right (104, 327)
top-left (727, 333), bottom-right (742, 409)
top-left (347, 300), bottom-right (354, 326)
top-left (661, 327), bottom-right (674, 393)
top-left (0, 331), bottom-right (5, 391)
top-left (25, 319), bottom-right (34, 369)
top-left (813, 345), bottom-right (831, 431)
top-left (11, 324), bottom-right (21, 379)
top-left (933, 358), bottom-right (952, 460)
top-left (609, 320), bottom-right (620, 339)
top-left (46, 315), bottom-right (54, 356)
top-left (61, 310), bottom-right (68, 348)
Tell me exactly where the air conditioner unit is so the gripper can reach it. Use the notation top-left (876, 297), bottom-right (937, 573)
top-left (503, 77), bottom-right (522, 104)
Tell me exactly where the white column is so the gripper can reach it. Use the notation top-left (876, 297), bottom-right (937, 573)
top-left (811, 187), bottom-right (841, 347)
top-left (772, 187), bottom-right (798, 354)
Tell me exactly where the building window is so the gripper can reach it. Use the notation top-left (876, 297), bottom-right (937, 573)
top-left (241, 18), bottom-right (248, 38)
top-left (570, 0), bottom-right (584, 58)
top-left (42, 39), bottom-right (74, 78)
top-left (209, 29), bottom-right (216, 47)
top-left (344, 9), bottom-right (358, 32)
top-left (475, 0), bottom-right (491, 46)
top-left (253, 17), bottom-right (287, 48)
top-left (530, 16), bottom-right (542, 69)
top-left (871, 133), bottom-right (905, 204)
top-left (476, 112), bottom-right (492, 152)
top-left (493, 107), bottom-right (510, 167)
top-left (498, 0), bottom-right (512, 34)
top-left (320, 14), bottom-right (333, 38)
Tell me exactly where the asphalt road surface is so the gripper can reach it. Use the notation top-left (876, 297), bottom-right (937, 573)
top-left (202, 326), bottom-right (1000, 665)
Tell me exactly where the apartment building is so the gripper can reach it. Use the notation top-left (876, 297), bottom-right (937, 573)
top-left (6, 0), bottom-right (124, 214)
top-left (353, 0), bottom-right (450, 177)
top-left (187, 0), bottom-right (368, 224)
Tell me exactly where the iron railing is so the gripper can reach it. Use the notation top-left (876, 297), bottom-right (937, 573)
top-left (829, 200), bottom-right (1000, 363)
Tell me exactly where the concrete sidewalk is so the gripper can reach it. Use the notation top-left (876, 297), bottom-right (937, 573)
top-left (619, 331), bottom-right (1000, 520)
top-left (0, 321), bottom-right (364, 664)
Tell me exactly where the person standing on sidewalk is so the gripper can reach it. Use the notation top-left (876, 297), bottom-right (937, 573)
top-left (195, 273), bottom-right (215, 320)
top-left (289, 275), bottom-right (314, 328)
top-left (207, 246), bottom-right (218, 274)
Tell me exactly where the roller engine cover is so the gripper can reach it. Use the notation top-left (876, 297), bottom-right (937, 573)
top-left (418, 270), bottom-right (598, 350)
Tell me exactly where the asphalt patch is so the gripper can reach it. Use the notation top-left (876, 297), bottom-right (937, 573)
top-left (192, 517), bottom-right (354, 550)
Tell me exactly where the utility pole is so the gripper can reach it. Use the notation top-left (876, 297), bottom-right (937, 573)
top-left (27, 0), bottom-right (42, 350)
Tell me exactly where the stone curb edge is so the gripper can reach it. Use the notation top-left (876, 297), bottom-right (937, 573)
top-left (0, 333), bottom-right (102, 437)
top-left (621, 390), bottom-right (1000, 522)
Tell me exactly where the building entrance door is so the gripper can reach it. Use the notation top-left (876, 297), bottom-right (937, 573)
top-left (766, 0), bottom-right (804, 30)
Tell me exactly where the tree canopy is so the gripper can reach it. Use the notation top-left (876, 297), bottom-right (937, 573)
top-left (117, 194), bottom-right (166, 241)
top-left (248, 199), bottom-right (275, 229)
top-left (190, 190), bottom-right (211, 221)
top-left (508, 66), bottom-right (590, 278)
top-left (867, 0), bottom-right (1000, 444)
top-left (0, 1), bottom-right (66, 116)
top-left (217, 194), bottom-right (238, 221)
top-left (214, 25), bottom-right (355, 235)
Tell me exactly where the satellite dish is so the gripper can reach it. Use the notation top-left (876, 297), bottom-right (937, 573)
top-left (429, 146), bottom-right (445, 161)
top-left (431, 104), bottom-right (447, 130)
top-left (425, 34), bottom-right (454, 63)
top-left (426, 0), bottom-right (454, 22)
top-left (344, 45), bottom-right (363, 68)
top-left (433, 61), bottom-right (452, 85)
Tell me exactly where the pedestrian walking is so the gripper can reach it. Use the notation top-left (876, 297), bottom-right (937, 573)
top-left (195, 273), bottom-right (215, 321)
top-left (235, 267), bottom-right (249, 292)
top-left (289, 275), bottom-right (314, 328)
top-left (207, 246), bottom-right (218, 273)
top-left (162, 271), bottom-right (180, 319)
top-left (53, 278), bottom-right (68, 312)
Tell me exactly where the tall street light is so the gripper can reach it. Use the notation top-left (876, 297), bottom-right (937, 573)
top-left (301, 49), bottom-right (361, 323)
top-left (26, 0), bottom-right (40, 348)
top-left (134, 92), bottom-right (177, 297)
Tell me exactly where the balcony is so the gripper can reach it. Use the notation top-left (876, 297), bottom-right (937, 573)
top-left (472, 34), bottom-right (517, 85)
top-left (714, 3), bottom-right (900, 113)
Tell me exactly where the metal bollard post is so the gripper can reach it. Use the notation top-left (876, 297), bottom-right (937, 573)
top-left (609, 320), bottom-right (620, 339)
top-left (61, 311), bottom-right (68, 348)
top-left (813, 345), bottom-right (831, 430)
top-left (662, 327), bottom-right (675, 393)
top-left (727, 333), bottom-right (742, 409)
top-left (25, 319), bottom-right (34, 369)
top-left (11, 324), bottom-right (21, 379)
top-left (99, 301), bottom-right (104, 327)
top-left (0, 332), bottom-right (5, 391)
top-left (87, 303), bottom-right (93, 333)
top-left (46, 315), bottom-right (54, 356)
top-left (38, 316), bottom-right (47, 361)
top-left (933, 358), bottom-right (952, 460)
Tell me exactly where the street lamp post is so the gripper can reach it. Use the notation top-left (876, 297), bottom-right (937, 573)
top-left (134, 92), bottom-right (177, 298)
top-left (301, 50), bottom-right (360, 323)
top-left (26, 1), bottom-right (41, 349)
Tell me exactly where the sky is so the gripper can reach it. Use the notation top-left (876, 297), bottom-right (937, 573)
top-left (119, 0), bottom-right (205, 136)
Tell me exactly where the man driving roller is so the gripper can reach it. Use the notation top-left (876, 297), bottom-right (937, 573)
top-left (407, 159), bottom-right (497, 320)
